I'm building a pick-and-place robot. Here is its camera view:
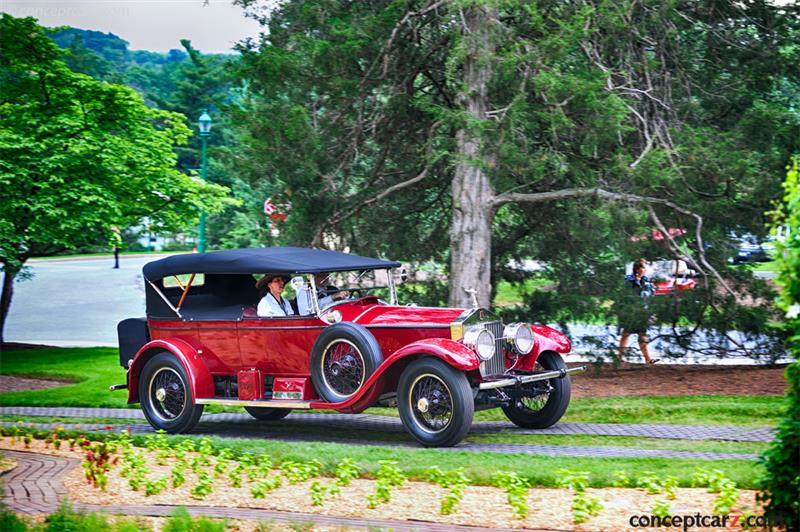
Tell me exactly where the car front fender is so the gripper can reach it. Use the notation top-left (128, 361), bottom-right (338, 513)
top-left (126, 338), bottom-right (214, 404)
top-left (310, 337), bottom-right (480, 413)
top-left (514, 324), bottom-right (572, 372)
top-left (385, 337), bottom-right (481, 371)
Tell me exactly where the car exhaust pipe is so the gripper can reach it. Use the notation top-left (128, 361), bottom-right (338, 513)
top-left (109, 383), bottom-right (128, 391)
top-left (478, 365), bottom-right (586, 390)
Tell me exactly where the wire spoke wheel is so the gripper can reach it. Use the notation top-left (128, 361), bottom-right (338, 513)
top-left (409, 373), bottom-right (453, 433)
top-left (322, 339), bottom-right (365, 398)
top-left (518, 362), bottom-right (551, 413)
top-left (501, 351), bottom-right (571, 429)
top-left (148, 367), bottom-right (186, 421)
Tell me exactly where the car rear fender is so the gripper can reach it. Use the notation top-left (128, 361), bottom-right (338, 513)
top-left (310, 337), bottom-right (480, 413)
top-left (126, 338), bottom-right (214, 404)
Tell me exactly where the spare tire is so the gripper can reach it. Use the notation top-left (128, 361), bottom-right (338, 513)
top-left (310, 322), bottom-right (383, 403)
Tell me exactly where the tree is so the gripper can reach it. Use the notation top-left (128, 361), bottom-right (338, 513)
top-left (0, 15), bottom-right (232, 344)
top-left (759, 156), bottom-right (800, 528)
top-left (232, 0), bottom-right (798, 357)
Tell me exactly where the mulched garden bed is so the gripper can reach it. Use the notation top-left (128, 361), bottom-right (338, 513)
top-left (0, 437), bottom-right (762, 532)
top-left (571, 363), bottom-right (787, 397)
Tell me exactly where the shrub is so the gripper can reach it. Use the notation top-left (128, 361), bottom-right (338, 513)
top-left (163, 507), bottom-right (226, 532)
top-left (761, 157), bottom-right (800, 532)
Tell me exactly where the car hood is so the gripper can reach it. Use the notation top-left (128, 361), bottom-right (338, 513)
top-left (345, 304), bottom-right (465, 327)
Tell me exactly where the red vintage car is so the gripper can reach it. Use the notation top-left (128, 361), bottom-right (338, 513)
top-left (115, 247), bottom-right (584, 447)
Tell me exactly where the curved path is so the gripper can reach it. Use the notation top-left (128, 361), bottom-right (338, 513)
top-left (0, 449), bottom-right (534, 531)
top-left (0, 407), bottom-right (766, 461)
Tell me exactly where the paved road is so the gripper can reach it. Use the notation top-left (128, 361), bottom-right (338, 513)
top-left (4, 256), bottom-right (157, 346)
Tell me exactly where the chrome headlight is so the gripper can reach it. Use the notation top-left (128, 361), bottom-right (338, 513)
top-left (504, 322), bottom-right (534, 355)
top-left (463, 327), bottom-right (496, 361)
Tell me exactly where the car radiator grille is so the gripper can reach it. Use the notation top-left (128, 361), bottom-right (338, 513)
top-left (480, 320), bottom-right (506, 377)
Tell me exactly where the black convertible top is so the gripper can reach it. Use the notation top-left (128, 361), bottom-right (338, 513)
top-left (142, 247), bottom-right (401, 281)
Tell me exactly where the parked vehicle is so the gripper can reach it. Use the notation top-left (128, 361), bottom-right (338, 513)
top-left (731, 242), bottom-right (773, 264)
top-left (626, 259), bottom-right (697, 295)
top-left (115, 247), bottom-right (584, 447)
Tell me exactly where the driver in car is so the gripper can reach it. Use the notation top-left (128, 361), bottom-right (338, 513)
top-left (297, 272), bottom-right (349, 314)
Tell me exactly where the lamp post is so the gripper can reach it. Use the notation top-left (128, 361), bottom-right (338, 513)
top-left (197, 110), bottom-right (212, 253)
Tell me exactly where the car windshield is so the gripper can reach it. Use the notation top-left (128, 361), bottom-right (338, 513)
top-left (311, 269), bottom-right (393, 299)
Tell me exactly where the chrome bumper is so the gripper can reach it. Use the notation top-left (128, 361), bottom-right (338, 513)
top-left (478, 365), bottom-right (587, 390)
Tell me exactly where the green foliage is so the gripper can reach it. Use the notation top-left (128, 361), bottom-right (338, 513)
top-left (493, 470), bottom-right (530, 519)
top-left (171, 461), bottom-right (187, 489)
top-left (692, 467), bottom-right (741, 515)
top-left (280, 459), bottom-right (321, 484)
top-left (651, 498), bottom-right (671, 519)
top-left (0, 505), bottom-right (29, 532)
top-left (334, 458), bottom-right (360, 486)
top-left (367, 460), bottom-right (406, 508)
top-left (251, 476), bottom-right (282, 499)
top-left (163, 507), bottom-right (226, 532)
top-left (0, 14), bottom-right (233, 341)
top-left (144, 475), bottom-right (168, 497)
top-left (230, 0), bottom-right (799, 355)
top-left (556, 469), bottom-right (603, 524)
top-left (760, 156), bottom-right (800, 529)
top-left (190, 470), bottom-right (214, 499)
top-left (309, 480), bottom-right (340, 506)
top-left (81, 440), bottom-right (116, 491)
top-left (635, 472), bottom-right (663, 495)
top-left (610, 470), bottom-right (629, 488)
top-left (426, 466), bottom-right (470, 515)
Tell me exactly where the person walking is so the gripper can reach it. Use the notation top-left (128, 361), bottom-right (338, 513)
top-left (617, 258), bottom-right (657, 364)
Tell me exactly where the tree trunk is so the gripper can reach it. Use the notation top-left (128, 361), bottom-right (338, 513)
top-left (448, 5), bottom-right (496, 309)
top-left (0, 266), bottom-right (18, 347)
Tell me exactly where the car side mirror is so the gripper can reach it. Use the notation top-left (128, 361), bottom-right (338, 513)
top-left (290, 276), bottom-right (306, 291)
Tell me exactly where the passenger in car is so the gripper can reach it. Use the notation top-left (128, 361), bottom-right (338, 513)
top-left (256, 274), bottom-right (295, 317)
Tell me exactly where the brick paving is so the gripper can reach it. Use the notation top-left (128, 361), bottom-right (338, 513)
top-left (0, 449), bottom-right (536, 531)
top-left (0, 420), bottom-right (760, 461)
top-left (0, 406), bottom-right (775, 442)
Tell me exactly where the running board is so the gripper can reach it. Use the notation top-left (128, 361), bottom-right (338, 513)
top-left (478, 365), bottom-right (587, 390)
top-left (195, 398), bottom-right (312, 409)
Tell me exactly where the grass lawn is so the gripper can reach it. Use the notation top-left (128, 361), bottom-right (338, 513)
top-left (493, 278), bottom-right (554, 307)
top-left (1, 347), bottom-right (784, 427)
top-left (172, 435), bottom-right (767, 489)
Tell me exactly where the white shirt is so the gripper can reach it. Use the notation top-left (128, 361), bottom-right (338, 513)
top-left (257, 293), bottom-right (295, 317)
top-left (296, 286), bottom-right (337, 314)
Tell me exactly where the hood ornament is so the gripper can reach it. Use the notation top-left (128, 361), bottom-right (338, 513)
top-left (464, 287), bottom-right (479, 309)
